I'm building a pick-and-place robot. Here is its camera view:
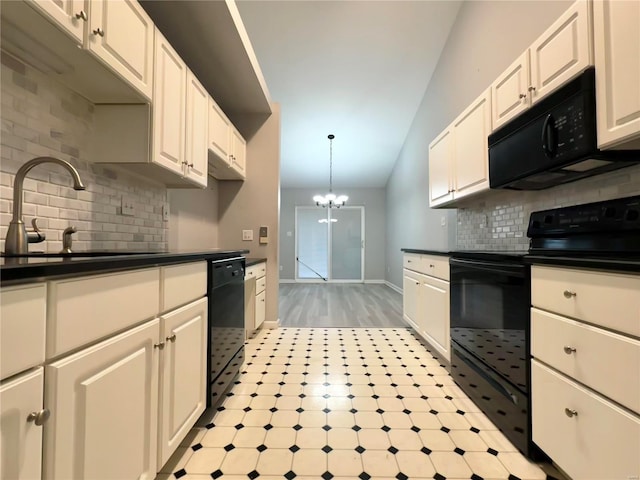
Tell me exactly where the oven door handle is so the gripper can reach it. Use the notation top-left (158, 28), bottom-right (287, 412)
top-left (453, 344), bottom-right (521, 406)
top-left (450, 258), bottom-right (527, 277)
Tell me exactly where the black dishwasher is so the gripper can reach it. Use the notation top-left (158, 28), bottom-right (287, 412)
top-left (208, 257), bottom-right (245, 407)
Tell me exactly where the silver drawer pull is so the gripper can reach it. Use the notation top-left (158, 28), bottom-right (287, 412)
top-left (93, 27), bottom-right (105, 37)
top-left (563, 290), bottom-right (577, 299)
top-left (564, 408), bottom-right (578, 418)
top-left (154, 342), bottom-right (165, 350)
top-left (563, 346), bottom-right (576, 355)
top-left (166, 334), bottom-right (177, 343)
top-left (27, 409), bottom-right (50, 426)
top-left (75, 10), bottom-right (88, 21)
top-left (429, 264), bottom-right (435, 268)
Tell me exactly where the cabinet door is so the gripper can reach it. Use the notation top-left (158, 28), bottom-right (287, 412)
top-left (402, 270), bottom-right (421, 328)
top-left (87, 0), bottom-right (154, 100)
top-left (44, 319), bottom-right (159, 480)
top-left (153, 29), bottom-right (186, 176)
top-left (420, 276), bottom-right (450, 361)
top-left (255, 290), bottom-right (266, 329)
top-left (27, 0), bottom-right (86, 44)
top-left (529, 0), bottom-right (592, 105)
top-left (208, 97), bottom-right (231, 163)
top-left (231, 128), bottom-right (247, 178)
top-left (453, 88), bottom-right (491, 200)
top-left (159, 298), bottom-right (207, 469)
top-left (428, 128), bottom-right (454, 207)
top-left (185, 70), bottom-right (208, 187)
top-left (492, 51), bottom-right (530, 130)
top-left (594, 0), bottom-right (640, 149)
top-left (0, 368), bottom-right (44, 480)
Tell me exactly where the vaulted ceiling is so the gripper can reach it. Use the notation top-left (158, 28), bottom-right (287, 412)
top-left (237, 1), bottom-right (462, 189)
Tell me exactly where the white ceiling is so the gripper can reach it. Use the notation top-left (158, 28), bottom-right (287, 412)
top-left (236, 1), bottom-right (462, 189)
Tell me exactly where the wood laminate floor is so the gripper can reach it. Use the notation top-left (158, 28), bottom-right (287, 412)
top-left (279, 283), bottom-right (406, 328)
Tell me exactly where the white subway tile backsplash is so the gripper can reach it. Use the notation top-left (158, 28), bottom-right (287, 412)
top-left (457, 164), bottom-right (640, 250)
top-left (0, 53), bottom-right (167, 253)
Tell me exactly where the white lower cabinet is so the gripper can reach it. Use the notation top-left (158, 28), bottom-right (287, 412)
top-left (245, 262), bottom-right (267, 335)
top-left (402, 253), bottom-right (450, 361)
top-left (44, 319), bottom-right (160, 480)
top-left (532, 360), bottom-right (640, 480)
top-left (0, 368), bottom-right (45, 480)
top-left (158, 297), bottom-right (207, 470)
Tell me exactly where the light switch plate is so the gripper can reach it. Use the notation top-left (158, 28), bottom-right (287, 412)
top-left (242, 230), bottom-right (253, 241)
top-left (162, 204), bottom-right (169, 222)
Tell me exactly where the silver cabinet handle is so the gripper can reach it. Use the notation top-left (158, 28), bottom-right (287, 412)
top-left (563, 290), bottom-right (577, 298)
top-left (188, 163), bottom-right (194, 168)
top-left (75, 10), bottom-right (88, 21)
top-left (563, 346), bottom-right (576, 354)
top-left (519, 93), bottom-right (527, 99)
top-left (166, 334), bottom-right (176, 343)
top-left (528, 86), bottom-right (536, 92)
top-left (429, 264), bottom-right (435, 268)
top-left (564, 408), bottom-right (578, 418)
top-left (154, 342), bottom-right (165, 349)
top-left (27, 409), bottom-right (50, 426)
top-left (415, 282), bottom-right (419, 285)
top-left (93, 28), bottom-right (105, 37)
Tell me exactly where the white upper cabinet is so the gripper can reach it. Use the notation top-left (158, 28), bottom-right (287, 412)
top-left (87, 0), bottom-right (154, 100)
top-left (491, 0), bottom-right (592, 130)
top-left (208, 97), bottom-right (232, 166)
top-left (153, 29), bottom-right (187, 177)
top-left (428, 128), bottom-right (454, 207)
top-left (185, 70), bottom-right (209, 187)
top-left (492, 52), bottom-right (530, 130)
top-left (27, 0), bottom-right (87, 44)
top-left (529, 0), bottom-right (592, 104)
top-left (207, 98), bottom-right (247, 181)
top-left (231, 127), bottom-right (247, 177)
top-left (452, 88), bottom-right (491, 199)
top-left (594, 0), bottom-right (640, 149)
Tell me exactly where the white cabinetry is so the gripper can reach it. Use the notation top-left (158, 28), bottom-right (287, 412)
top-left (185, 70), bottom-right (209, 187)
top-left (87, 0), bottom-right (154, 100)
top-left (208, 97), bottom-right (247, 181)
top-left (402, 253), bottom-right (450, 361)
top-left (594, 0), bottom-right (640, 149)
top-left (492, 0), bottom-right (592, 130)
top-left (158, 297), bottom-right (207, 469)
top-left (44, 319), bottom-right (160, 480)
top-left (0, 368), bottom-right (45, 480)
top-left (429, 89), bottom-right (491, 207)
top-left (26, 0), bottom-right (86, 44)
top-left (245, 261), bottom-right (267, 335)
top-left (530, 265), bottom-right (640, 479)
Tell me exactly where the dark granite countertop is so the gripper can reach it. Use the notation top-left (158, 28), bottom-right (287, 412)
top-left (0, 249), bottom-right (250, 286)
top-left (401, 248), bottom-right (450, 256)
top-left (245, 257), bottom-right (267, 267)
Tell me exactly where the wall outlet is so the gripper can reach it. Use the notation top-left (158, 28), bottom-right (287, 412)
top-left (440, 216), bottom-right (446, 227)
top-left (162, 204), bottom-right (169, 222)
top-left (121, 197), bottom-right (134, 216)
top-left (242, 229), bottom-right (253, 241)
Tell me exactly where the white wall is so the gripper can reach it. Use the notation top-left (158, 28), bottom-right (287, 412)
top-left (168, 180), bottom-right (219, 250)
top-left (385, 0), bottom-right (573, 289)
top-left (280, 187), bottom-right (386, 281)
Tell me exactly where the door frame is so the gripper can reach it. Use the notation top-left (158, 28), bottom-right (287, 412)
top-left (294, 205), bottom-right (365, 283)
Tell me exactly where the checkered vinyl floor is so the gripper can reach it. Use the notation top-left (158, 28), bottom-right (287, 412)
top-left (156, 328), bottom-right (549, 480)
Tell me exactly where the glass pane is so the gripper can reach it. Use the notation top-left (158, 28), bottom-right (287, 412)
top-left (330, 208), bottom-right (362, 280)
top-left (296, 207), bottom-right (328, 280)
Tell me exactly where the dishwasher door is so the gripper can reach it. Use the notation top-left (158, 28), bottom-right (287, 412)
top-left (208, 258), bottom-right (245, 407)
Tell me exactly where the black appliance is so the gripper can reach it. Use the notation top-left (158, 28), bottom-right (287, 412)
top-left (449, 195), bottom-right (640, 459)
top-left (489, 67), bottom-right (640, 190)
top-left (449, 252), bottom-right (532, 456)
top-left (207, 257), bottom-right (245, 408)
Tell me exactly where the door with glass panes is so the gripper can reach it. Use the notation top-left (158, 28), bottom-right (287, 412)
top-left (295, 206), bottom-right (364, 282)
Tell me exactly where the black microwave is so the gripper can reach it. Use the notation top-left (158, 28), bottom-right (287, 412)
top-left (489, 67), bottom-right (640, 190)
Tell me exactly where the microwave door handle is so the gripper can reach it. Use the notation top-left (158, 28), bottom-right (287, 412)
top-left (541, 114), bottom-right (557, 157)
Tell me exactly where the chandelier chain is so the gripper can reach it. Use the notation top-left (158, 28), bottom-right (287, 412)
top-left (329, 136), bottom-right (333, 193)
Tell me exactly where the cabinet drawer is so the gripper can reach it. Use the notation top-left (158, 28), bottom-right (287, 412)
top-left (531, 265), bottom-right (640, 337)
top-left (532, 360), bottom-right (640, 480)
top-left (162, 261), bottom-right (207, 312)
top-left (246, 262), bottom-right (266, 280)
top-left (532, 308), bottom-right (640, 414)
top-left (0, 284), bottom-right (46, 380)
top-left (47, 268), bottom-right (160, 358)
top-left (403, 253), bottom-right (421, 271)
top-left (420, 255), bottom-right (449, 281)
top-left (256, 275), bottom-right (266, 295)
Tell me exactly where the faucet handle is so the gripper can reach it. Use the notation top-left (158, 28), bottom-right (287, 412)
top-left (27, 218), bottom-right (46, 244)
top-left (60, 226), bottom-right (77, 254)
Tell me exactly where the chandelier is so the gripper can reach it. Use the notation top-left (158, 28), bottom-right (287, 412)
top-left (313, 134), bottom-right (348, 208)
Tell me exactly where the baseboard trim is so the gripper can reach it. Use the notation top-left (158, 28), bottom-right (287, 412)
top-left (279, 279), bottom-right (297, 284)
top-left (364, 279), bottom-right (385, 284)
top-left (385, 281), bottom-right (402, 295)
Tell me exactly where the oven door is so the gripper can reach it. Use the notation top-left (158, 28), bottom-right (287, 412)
top-left (449, 257), bottom-right (530, 393)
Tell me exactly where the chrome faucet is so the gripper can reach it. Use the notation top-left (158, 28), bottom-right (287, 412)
top-left (5, 157), bottom-right (85, 255)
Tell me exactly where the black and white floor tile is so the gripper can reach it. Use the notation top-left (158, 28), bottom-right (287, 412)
top-left (156, 328), bottom-right (550, 480)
